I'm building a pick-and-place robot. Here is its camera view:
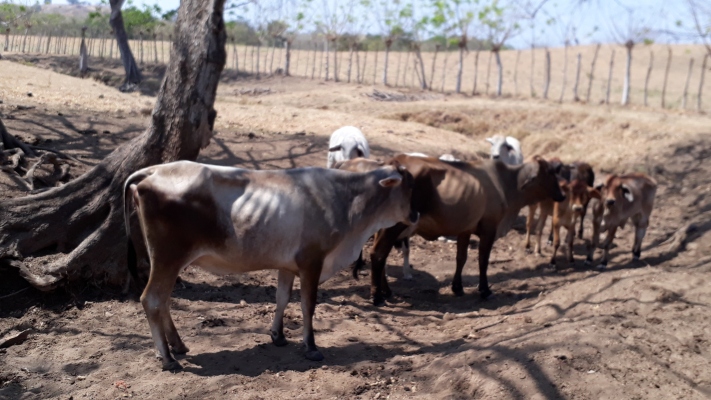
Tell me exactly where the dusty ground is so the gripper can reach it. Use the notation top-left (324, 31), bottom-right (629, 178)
top-left (1, 58), bottom-right (711, 399)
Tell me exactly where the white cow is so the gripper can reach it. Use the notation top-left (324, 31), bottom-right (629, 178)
top-left (327, 126), bottom-right (371, 169)
top-left (486, 135), bottom-right (523, 165)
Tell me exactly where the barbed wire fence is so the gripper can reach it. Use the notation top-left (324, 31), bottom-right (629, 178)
top-left (2, 28), bottom-right (710, 112)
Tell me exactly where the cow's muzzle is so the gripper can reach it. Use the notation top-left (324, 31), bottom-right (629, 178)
top-left (572, 204), bottom-right (583, 212)
top-left (408, 210), bottom-right (420, 225)
top-left (606, 199), bottom-right (616, 207)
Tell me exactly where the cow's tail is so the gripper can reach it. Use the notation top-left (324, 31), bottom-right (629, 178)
top-left (124, 169), bottom-right (152, 291)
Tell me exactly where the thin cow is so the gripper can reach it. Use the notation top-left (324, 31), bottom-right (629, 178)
top-left (368, 154), bottom-right (565, 305)
top-left (124, 160), bottom-right (417, 370)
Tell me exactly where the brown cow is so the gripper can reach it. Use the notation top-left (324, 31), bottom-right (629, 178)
top-left (124, 160), bottom-right (417, 370)
top-left (586, 173), bottom-right (657, 268)
top-left (368, 154), bottom-right (566, 305)
top-left (525, 179), bottom-right (601, 266)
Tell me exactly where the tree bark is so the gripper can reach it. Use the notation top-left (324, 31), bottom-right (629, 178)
top-left (79, 28), bottom-right (88, 78)
top-left (559, 44), bottom-right (569, 103)
top-left (429, 44), bottom-right (440, 91)
top-left (644, 50), bottom-right (653, 106)
top-left (456, 42), bottom-right (465, 94)
top-left (472, 48), bottom-right (480, 95)
top-left (621, 41), bottom-right (633, 106)
top-left (284, 40), bottom-right (291, 76)
top-left (495, 49), bottom-right (503, 97)
top-left (572, 53), bottom-right (582, 101)
top-left (0, 0), bottom-right (227, 292)
top-left (110, 0), bottom-right (142, 91)
top-left (543, 49), bottom-right (550, 99)
top-left (698, 54), bottom-right (708, 112)
top-left (661, 48), bottom-right (673, 108)
top-left (513, 49), bottom-right (520, 96)
top-left (586, 44), bottom-right (600, 103)
top-left (682, 57), bottom-right (694, 109)
top-left (605, 49), bottom-right (615, 105)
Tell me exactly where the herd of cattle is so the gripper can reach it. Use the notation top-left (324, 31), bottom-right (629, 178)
top-left (123, 126), bottom-right (657, 370)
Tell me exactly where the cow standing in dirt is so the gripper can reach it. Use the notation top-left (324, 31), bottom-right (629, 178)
top-left (368, 154), bottom-right (565, 305)
top-left (587, 173), bottom-right (657, 269)
top-left (124, 160), bottom-right (417, 370)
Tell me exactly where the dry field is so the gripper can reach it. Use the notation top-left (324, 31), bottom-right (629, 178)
top-left (1, 57), bottom-right (711, 399)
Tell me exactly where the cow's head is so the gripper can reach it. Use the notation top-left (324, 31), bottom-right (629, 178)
top-left (601, 175), bottom-right (634, 208)
top-left (329, 137), bottom-right (365, 160)
top-left (381, 161), bottom-right (419, 226)
top-left (486, 135), bottom-right (513, 161)
top-left (519, 156), bottom-right (566, 203)
top-left (566, 179), bottom-right (600, 215)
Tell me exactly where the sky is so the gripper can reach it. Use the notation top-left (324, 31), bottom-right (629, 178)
top-left (44, 0), bottom-right (697, 49)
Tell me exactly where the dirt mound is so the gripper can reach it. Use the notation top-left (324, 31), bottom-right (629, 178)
top-left (386, 110), bottom-right (491, 137)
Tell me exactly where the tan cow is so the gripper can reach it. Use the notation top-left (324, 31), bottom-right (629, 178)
top-left (368, 154), bottom-right (566, 305)
top-left (124, 160), bottom-right (417, 370)
top-left (586, 173), bottom-right (657, 269)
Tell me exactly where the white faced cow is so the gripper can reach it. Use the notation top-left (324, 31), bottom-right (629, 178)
top-left (486, 135), bottom-right (523, 165)
top-left (124, 160), bottom-right (417, 370)
top-left (326, 126), bottom-right (370, 169)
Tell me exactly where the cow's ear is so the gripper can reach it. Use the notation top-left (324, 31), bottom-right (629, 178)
top-left (588, 187), bottom-right (601, 199)
top-left (379, 175), bottom-right (402, 188)
top-left (594, 182), bottom-right (604, 191)
top-left (328, 144), bottom-right (342, 152)
top-left (485, 137), bottom-right (495, 144)
top-left (621, 184), bottom-right (634, 202)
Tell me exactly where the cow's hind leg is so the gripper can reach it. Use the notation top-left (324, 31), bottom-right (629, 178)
top-left (298, 265), bottom-right (324, 361)
top-left (631, 214), bottom-right (648, 260)
top-left (451, 233), bottom-right (470, 296)
top-left (577, 202), bottom-right (589, 239)
top-left (598, 226), bottom-right (618, 270)
top-left (271, 270), bottom-right (295, 347)
top-left (163, 307), bottom-right (189, 355)
top-left (141, 263), bottom-right (183, 371)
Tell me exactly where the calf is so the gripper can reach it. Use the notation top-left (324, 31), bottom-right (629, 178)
top-left (587, 173), bottom-right (657, 269)
top-left (525, 179), bottom-right (600, 266)
top-left (327, 126), bottom-right (370, 169)
top-left (486, 135), bottom-right (523, 165)
top-left (124, 160), bottom-right (416, 370)
top-left (368, 154), bottom-right (565, 305)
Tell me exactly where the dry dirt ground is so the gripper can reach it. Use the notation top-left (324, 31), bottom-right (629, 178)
top-left (1, 58), bottom-right (711, 400)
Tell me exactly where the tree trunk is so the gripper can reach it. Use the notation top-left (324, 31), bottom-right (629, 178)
top-left (319, 41), bottom-right (325, 80)
top-left (414, 44), bottom-right (427, 90)
top-left (572, 53), bottom-right (582, 101)
top-left (513, 49), bottom-right (520, 96)
top-left (355, 47), bottom-right (361, 83)
top-left (4, 28), bottom-right (9, 52)
top-left (644, 50), bottom-right (653, 106)
top-left (698, 54), bottom-right (708, 112)
top-left (79, 28), bottom-right (89, 78)
top-left (332, 39), bottom-right (339, 82)
top-left (542, 49), bottom-right (550, 99)
top-left (323, 39), bottom-right (329, 81)
top-left (495, 49), bottom-right (503, 96)
top-left (441, 45), bottom-right (450, 92)
top-left (559, 44), bottom-right (569, 103)
top-left (661, 48), bottom-right (672, 108)
top-left (45, 32), bottom-right (52, 54)
top-left (456, 44), bottom-right (466, 94)
top-left (682, 57), bottom-right (694, 109)
top-left (110, 0), bottom-right (142, 90)
top-left (284, 40), bottom-right (291, 76)
top-left (346, 43), bottom-right (354, 83)
top-left (394, 48), bottom-right (402, 87)
top-left (0, 0), bottom-right (227, 292)
top-left (269, 40), bottom-right (276, 74)
top-left (153, 33), bottom-right (158, 64)
top-left (311, 42), bottom-right (318, 79)
top-left (21, 27), bottom-right (29, 53)
top-left (485, 50), bottom-right (492, 95)
top-left (586, 44), bottom-right (600, 103)
top-left (256, 42), bottom-right (261, 78)
top-left (383, 42), bottom-right (391, 86)
top-left (472, 48), bottom-right (480, 95)
top-left (621, 42), bottom-right (633, 106)
top-left (529, 45), bottom-right (535, 97)
top-left (242, 42), bottom-right (249, 72)
top-left (606, 49), bottom-right (615, 104)
top-left (372, 45), bottom-right (379, 84)
top-left (361, 47), bottom-right (369, 84)
top-left (429, 44), bottom-right (440, 91)
top-left (402, 47), bottom-right (411, 87)
top-left (139, 32), bottom-right (144, 65)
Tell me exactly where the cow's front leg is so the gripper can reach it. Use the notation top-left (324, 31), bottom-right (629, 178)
top-left (477, 227), bottom-right (497, 300)
top-left (401, 238), bottom-right (413, 280)
top-left (299, 266), bottom-right (323, 361)
top-left (631, 216), bottom-right (648, 260)
top-left (370, 225), bottom-right (405, 306)
top-left (451, 233), bottom-right (470, 296)
top-left (598, 226), bottom-right (618, 269)
top-left (270, 269), bottom-right (295, 347)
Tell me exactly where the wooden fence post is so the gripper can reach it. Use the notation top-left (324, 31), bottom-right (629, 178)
top-left (644, 50), bottom-right (653, 106)
top-left (573, 53), bottom-right (582, 101)
top-left (682, 57), bottom-right (694, 109)
top-left (661, 47), bottom-right (672, 108)
top-left (605, 49), bottom-right (615, 104)
top-left (586, 44), bottom-right (601, 103)
top-left (559, 43), bottom-right (569, 103)
top-left (513, 49), bottom-right (521, 96)
top-left (542, 48), bottom-right (551, 99)
top-left (698, 54), bottom-right (708, 112)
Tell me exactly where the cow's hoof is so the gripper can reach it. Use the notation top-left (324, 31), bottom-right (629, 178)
top-left (525, 247), bottom-right (533, 254)
top-left (479, 288), bottom-right (493, 300)
top-left (270, 331), bottom-right (288, 347)
top-left (372, 296), bottom-right (386, 307)
top-left (452, 285), bottom-right (465, 297)
top-left (171, 343), bottom-right (189, 355)
top-left (596, 263), bottom-right (607, 270)
top-left (584, 258), bottom-right (592, 266)
top-left (305, 349), bottom-right (324, 361)
top-left (162, 360), bottom-right (183, 371)
top-left (632, 251), bottom-right (641, 261)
